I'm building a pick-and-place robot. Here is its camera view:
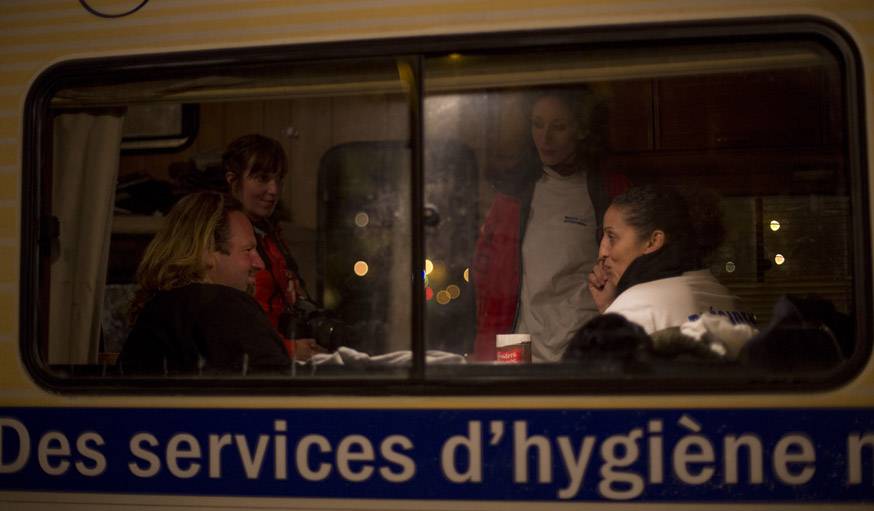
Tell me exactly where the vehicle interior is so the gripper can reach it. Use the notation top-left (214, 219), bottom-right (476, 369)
top-left (30, 30), bottom-right (866, 389)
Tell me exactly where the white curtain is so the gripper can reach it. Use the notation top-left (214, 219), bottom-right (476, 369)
top-left (48, 111), bottom-right (124, 364)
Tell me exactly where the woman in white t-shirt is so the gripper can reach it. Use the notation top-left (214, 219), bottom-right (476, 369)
top-left (587, 185), bottom-right (744, 334)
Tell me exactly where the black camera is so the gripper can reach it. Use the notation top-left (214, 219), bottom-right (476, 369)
top-left (278, 297), bottom-right (347, 351)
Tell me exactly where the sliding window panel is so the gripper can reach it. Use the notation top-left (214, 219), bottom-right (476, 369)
top-left (40, 56), bottom-right (415, 387)
top-left (423, 38), bottom-right (856, 387)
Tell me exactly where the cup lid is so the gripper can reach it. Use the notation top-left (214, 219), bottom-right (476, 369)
top-left (496, 333), bottom-right (531, 347)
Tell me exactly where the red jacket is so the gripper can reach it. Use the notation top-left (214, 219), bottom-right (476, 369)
top-left (472, 169), bottom-right (629, 361)
top-left (253, 226), bottom-right (306, 357)
top-left (254, 231), bottom-right (289, 331)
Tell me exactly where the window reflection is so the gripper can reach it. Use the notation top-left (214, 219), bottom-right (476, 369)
top-left (425, 40), bottom-right (853, 378)
top-left (40, 35), bottom-right (857, 384)
top-left (50, 58), bottom-right (415, 377)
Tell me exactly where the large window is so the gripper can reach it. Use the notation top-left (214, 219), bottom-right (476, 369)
top-left (22, 21), bottom-right (868, 391)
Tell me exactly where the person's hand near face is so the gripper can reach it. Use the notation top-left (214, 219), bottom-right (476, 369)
top-left (588, 257), bottom-right (616, 313)
top-left (285, 271), bottom-right (305, 306)
top-left (590, 205), bottom-right (664, 310)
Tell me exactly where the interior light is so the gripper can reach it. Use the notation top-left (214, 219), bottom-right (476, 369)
top-left (447, 285), bottom-right (461, 299)
top-left (770, 220), bottom-right (781, 232)
top-left (323, 287), bottom-right (339, 309)
top-left (463, 268), bottom-right (470, 282)
top-left (774, 254), bottom-right (785, 265)
top-left (427, 261), bottom-right (447, 286)
top-left (436, 290), bottom-right (451, 305)
top-left (725, 261), bottom-right (736, 273)
top-left (354, 212), bottom-right (369, 228)
top-left (354, 260), bottom-right (369, 276)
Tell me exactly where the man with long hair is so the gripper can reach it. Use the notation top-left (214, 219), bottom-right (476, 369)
top-left (119, 191), bottom-right (290, 373)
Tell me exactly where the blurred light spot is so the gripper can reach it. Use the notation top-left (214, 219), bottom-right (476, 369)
top-left (725, 261), bottom-right (736, 273)
top-left (436, 290), bottom-right (451, 305)
top-left (463, 268), bottom-right (470, 282)
top-left (448, 53), bottom-right (462, 61)
top-left (770, 220), bottom-right (781, 232)
top-left (323, 287), bottom-right (339, 309)
top-left (354, 212), bottom-right (369, 227)
top-left (425, 287), bottom-right (434, 301)
top-left (354, 261), bottom-right (369, 276)
top-left (774, 254), bottom-right (785, 265)
top-left (447, 285), bottom-right (461, 299)
top-left (430, 261), bottom-right (447, 284)
top-left (424, 259), bottom-right (434, 276)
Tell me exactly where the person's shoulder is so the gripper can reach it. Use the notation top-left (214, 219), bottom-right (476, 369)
top-left (608, 283), bottom-right (654, 311)
top-left (615, 274), bottom-right (696, 310)
top-left (179, 283), bottom-right (262, 310)
top-left (682, 269), bottom-right (736, 296)
top-left (488, 160), bottom-right (539, 198)
top-left (681, 269), bottom-right (724, 287)
top-left (628, 274), bottom-right (689, 294)
top-left (605, 285), bottom-right (658, 332)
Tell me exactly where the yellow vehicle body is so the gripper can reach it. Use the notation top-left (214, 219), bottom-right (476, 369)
top-left (0, 0), bottom-right (873, 509)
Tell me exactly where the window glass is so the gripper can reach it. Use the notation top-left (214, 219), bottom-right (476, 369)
top-left (423, 40), bottom-right (856, 381)
top-left (30, 31), bottom-right (863, 389)
top-left (43, 58), bottom-right (414, 380)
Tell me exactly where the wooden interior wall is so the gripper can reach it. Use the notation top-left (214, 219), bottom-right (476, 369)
top-left (120, 95), bottom-right (409, 229)
top-left (117, 94), bottom-right (410, 291)
top-left (117, 68), bottom-right (852, 327)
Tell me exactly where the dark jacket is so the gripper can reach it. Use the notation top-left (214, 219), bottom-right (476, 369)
top-left (119, 283), bottom-right (290, 373)
top-left (472, 166), bottom-right (628, 360)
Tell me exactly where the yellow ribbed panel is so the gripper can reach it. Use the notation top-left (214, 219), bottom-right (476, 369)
top-left (0, 247), bottom-right (15, 283)
top-left (0, 175), bottom-right (17, 201)
top-left (0, 70), bottom-right (38, 91)
top-left (0, 287), bottom-right (15, 336)
top-left (0, 143), bottom-right (17, 163)
top-left (0, 121), bottom-right (18, 141)
top-left (0, 0), bottom-right (866, 61)
top-left (0, 207), bottom-right (17, 241)
top-left (0, 152), bottom-right (17, 168)
top-left (0, 345), bottom-right (22, 391)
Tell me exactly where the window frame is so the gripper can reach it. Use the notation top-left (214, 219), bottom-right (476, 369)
top-left (21, 16), bottom-right (871, 394)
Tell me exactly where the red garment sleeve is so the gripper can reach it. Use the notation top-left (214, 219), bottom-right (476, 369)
top-left (472, 193), bottom-right (522, 361)
top-left (253, 234), bottom-right (291, 330)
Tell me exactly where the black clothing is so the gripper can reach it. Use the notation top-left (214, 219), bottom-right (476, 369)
top-left (563, 313), bottom-right (650, 361)
top-left (740, 295), bottom-right (848, 372)
top-left (615, 242), bottom-right (695, 296)
top-left (119, 283), bottom-right (290, 373)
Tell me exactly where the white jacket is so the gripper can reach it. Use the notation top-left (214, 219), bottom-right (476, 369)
top-left (605, 269), bottom-right (742, 334)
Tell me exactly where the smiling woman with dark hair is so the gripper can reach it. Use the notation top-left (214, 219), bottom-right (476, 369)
top-left (223, 134), bottom-right (325, 360)
top-left (588, 185), bottom-right (747, 334)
